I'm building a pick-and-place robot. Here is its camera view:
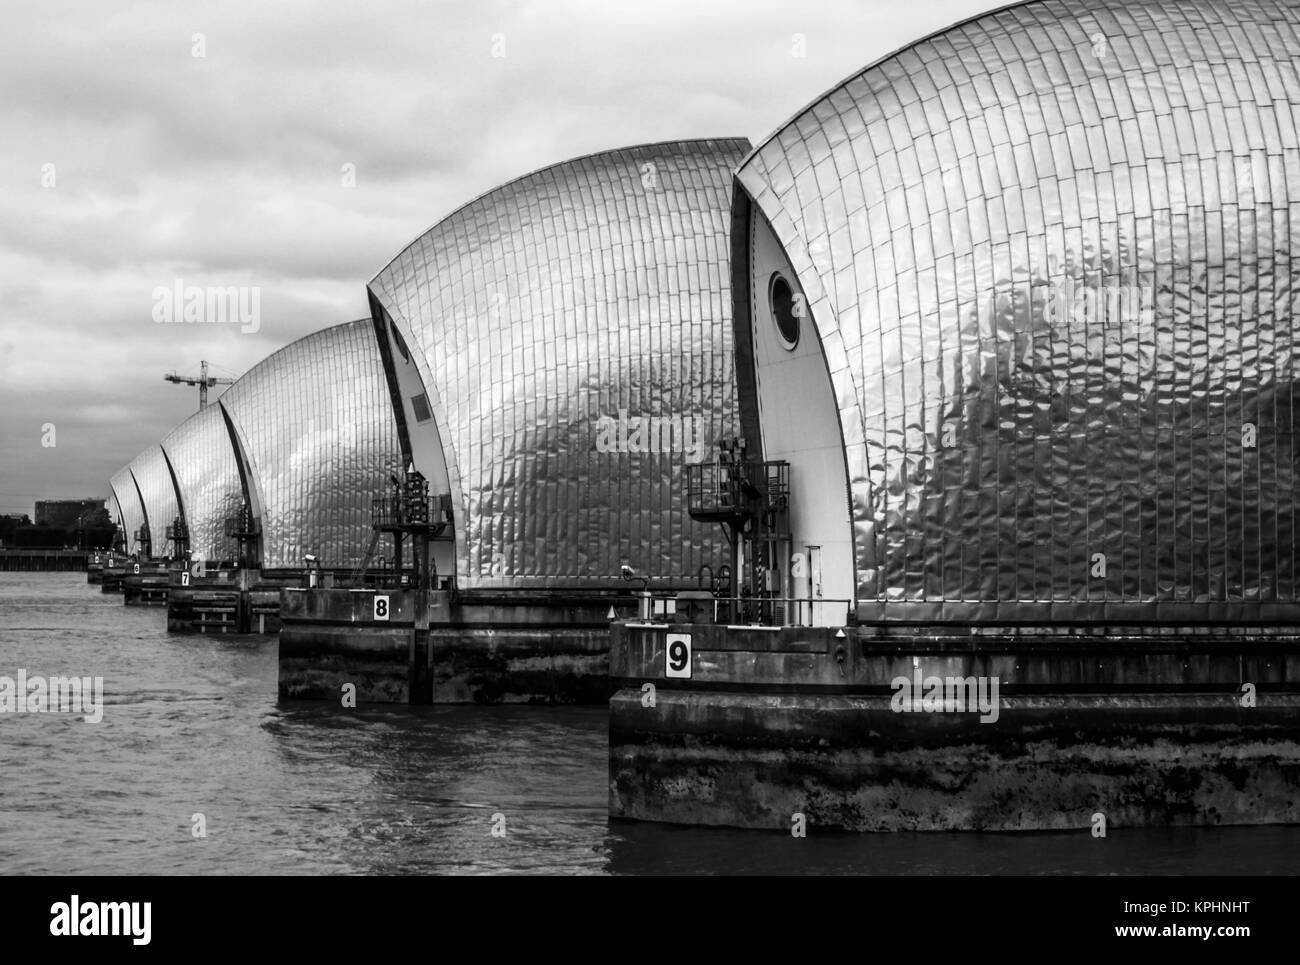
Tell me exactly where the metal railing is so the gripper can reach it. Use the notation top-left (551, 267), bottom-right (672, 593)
top-left (223, 515), bottom-right (261, 538)
top-left (632, 592), bottom-right (851, 628)
top-left (336, 557), bottom-right (398, 589)
top-left (371, 493), bottom-right (453, 529)
top-left (685, 460), bottom-right (789, 519)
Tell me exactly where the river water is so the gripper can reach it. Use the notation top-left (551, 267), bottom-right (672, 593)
top-left (0, 572), bottom-right (1295, 875)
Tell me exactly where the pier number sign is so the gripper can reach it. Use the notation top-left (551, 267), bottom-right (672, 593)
top-left (373, 594), bottom-right (390, 621)
top-left (665, 633), bottom-right (692, 679)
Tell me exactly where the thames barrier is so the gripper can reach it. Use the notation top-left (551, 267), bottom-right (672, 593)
top-left (6, 0), bottom-right (1300, 880)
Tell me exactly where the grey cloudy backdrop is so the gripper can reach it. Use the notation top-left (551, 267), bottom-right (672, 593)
top-left (0, 0), bottom-right (993, 515)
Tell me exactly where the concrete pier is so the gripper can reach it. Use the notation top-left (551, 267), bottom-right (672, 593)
top-left (122, 563), bottom-right (174, 606)
top-left (85, 552), bottom-right (118, 583)
top-left (608, 622), bottom-right (1300, 831)
top-left (166, 568), bottom-right (295, 635)
top-left (100, 562), bottom-right (134, 593)
top-left (279, 587), bottom-right (628, 704)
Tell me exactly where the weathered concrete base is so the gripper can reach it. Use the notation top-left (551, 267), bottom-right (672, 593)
top-left (114, 563), bottom-right (174, 605)
top-left (168, 585), bottom-right (239, 631)
top-left (280, 625), bottom-right (610, 704)
top-left (101, 565), bottom-right (127, 592)
top-left (278, 587), bottom-right (440, 703)
top-left (84, 554), bottom-right (119, 584)
top-left (609, 621), bottom-right (1300, 830)
top-left (281, 652), bottom-right (414, 703)
top-left (430, 627), bottom-right (610, 703)
top-left (167, 587), bottom-right (282, 633)
top-left (167, 569), bottom-right (288, 634)
top-left (610, 690), bottom-right (1300, 831)
top-left (123, 572), bottom-right (171, 606)
top-left (278, 587), bottom-right (621, 703)
top-left (279, 625), bottom-right (415, 702)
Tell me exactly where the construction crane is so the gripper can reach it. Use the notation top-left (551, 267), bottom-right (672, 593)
top-left (164, 360), bottom-right (236, 410)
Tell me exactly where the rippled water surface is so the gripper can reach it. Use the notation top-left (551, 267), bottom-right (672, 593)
top-left (1, 573), bottom-right (1296, 875)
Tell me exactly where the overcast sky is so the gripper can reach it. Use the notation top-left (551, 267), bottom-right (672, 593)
top-left (0, 0), bottom-right (996, 515)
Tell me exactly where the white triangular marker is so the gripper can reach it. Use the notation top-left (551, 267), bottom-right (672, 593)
top-left (606, 606), bottom-right (618, 621)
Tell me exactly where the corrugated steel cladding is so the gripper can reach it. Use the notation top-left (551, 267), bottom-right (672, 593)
top-left (34, 499), bottom-right (104, 529)
top-left (107, 474), bottom-right (140, 547)
top-left (217, 320), bottom-right (403, 570)
top-left (370, 139), bottom-right (749, 589)
top-left (106, 483), bottom-right (134, 551)
top-left (736, 0), bottom-right (1300, 613)
top-left (125, 446), bottom-right (180, 551)
top-left (160, 402), bottom-right (243, 563)
top-left (106, 492), bottom-right (123, 535)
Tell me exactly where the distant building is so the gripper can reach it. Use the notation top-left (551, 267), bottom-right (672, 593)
top-left (0, 513), bottom-right (32, 546)
top-left (34, 499), bottom-right (105, 531)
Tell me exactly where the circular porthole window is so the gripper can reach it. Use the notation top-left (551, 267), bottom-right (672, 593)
top-left (769, 273), bottom-right (800, 349)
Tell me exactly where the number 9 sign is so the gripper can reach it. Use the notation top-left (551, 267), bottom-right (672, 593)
top-left (665, 633), bottom-right (692, 679)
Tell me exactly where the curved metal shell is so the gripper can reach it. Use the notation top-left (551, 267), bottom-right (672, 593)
top-left (106, 491), bottom-right (123, 539)
top-left (124, 445), bottom-right (182, 555)
top-left (108, 469), bottom-right (143, 554)
top-left (369, 138), bottom-right (750, 590)
top-left (735, 0), bottom-right (1300, 620)
top-left (217, 319), bottom-right (403, 570)
top-left (159, 402), bottom-right (244, 563)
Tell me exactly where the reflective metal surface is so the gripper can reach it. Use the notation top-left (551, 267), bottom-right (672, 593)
top-left (735, 0), bottom-right (1300, 617)
top-left (369, 139), bottom-right (749, 589)
top-left (124, 445), bottom-right (181, 555)
top-left (106, 474), bottom-right (140, 552)
top-left (218, 320), bottom-right (403, 570)
top-left (106, 491), bottom-right (123, 544)
top-left (160, 402), bottom-right (243, 563)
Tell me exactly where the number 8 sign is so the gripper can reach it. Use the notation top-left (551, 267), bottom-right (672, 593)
top-left (373, 594), bottom-right (390, 621)
top-left (665, 633), bottom-right (692, 679)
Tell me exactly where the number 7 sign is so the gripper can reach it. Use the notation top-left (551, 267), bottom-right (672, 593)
top-left (665, 633), bottom-right (692, 679)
